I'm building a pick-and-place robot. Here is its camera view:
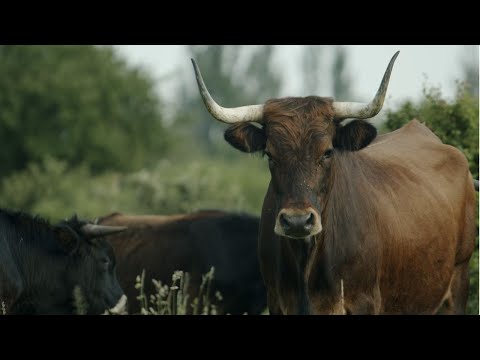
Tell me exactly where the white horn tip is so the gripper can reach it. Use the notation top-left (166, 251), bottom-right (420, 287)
top-left (107, 294), bottom-right (128, 315)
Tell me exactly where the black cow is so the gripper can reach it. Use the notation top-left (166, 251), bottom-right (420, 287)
top-left (0, 208), bottom-right (127, 315)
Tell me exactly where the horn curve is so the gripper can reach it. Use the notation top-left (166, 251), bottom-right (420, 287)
top-left (333, 51), bottom-right (400, 121)
top-left (79, 224), bottom-right (127, 239)
top-left (191, 59), bottom-right (264, 124)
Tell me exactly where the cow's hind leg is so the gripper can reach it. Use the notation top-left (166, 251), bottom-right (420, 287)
top-left (449, 262), bottom-right (473, 314)
top-left (437, 262), bottom-right (471, 315)
top-left (266, 290), bottom-right (282, 315)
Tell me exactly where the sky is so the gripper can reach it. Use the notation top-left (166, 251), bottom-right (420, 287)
top-left (115, 45), bottom-right (477, 112)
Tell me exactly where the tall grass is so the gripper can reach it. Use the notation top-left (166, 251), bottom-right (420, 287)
top-left (135, 267), bottom-right (222, 315)
top-left (73, 285), bottom-right (88, 315)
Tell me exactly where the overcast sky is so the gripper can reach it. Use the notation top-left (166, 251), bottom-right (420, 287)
top-left (115, 45), bottom-right (477, 112)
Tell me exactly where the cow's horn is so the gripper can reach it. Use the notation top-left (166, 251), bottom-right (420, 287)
top-left (333, 51), bottom-right (399, 121)
top-left (80, 224), bottom-right (127, 238)
top-left (109, 295), bottom-right (128, 315)
top-left (191, 58), bottom-right (264, 124)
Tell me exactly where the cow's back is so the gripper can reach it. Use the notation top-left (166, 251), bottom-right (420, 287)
top-left (362, 120), bottom-right (476, 313)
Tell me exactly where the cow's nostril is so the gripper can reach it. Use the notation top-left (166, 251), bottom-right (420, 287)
top-left (306, 212), bottom-right (315, 226)
top-left (279, 213), bottom-right (290, 229)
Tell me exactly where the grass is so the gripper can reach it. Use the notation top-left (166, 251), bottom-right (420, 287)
top-left (73, 285), bottom-right (88, 315)
top-left (134, 267), bottom-right (222, 315)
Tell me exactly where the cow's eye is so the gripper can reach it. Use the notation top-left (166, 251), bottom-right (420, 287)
top-left (323, 149), bottom-right (333, 159)
top-left (101, 258), bottom-right (110, 270)
top-left (264, 151), bottom-right (276, 167)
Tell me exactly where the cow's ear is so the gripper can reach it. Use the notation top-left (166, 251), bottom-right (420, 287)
top-left (224, 123), bottom-right (266, 153)
top-left (333, 120), bottom-right (377, 151)
top-left (54, 225), bottom-right (80, 255)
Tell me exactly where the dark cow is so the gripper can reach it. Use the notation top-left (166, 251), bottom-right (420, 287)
top-left (95, 210), bottom-right (267, 315)
top-left (0, 208), bottom-right (127, 315)
top-left (191, 51), bottom-right (477, 314)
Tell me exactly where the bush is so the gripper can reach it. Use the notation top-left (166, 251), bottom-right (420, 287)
top-left (0, 45), bottom-right (169, 177)
top-left (0, 155), bottom-right (270, 222)
top-left (382, 82), bottom-right (479, 178)
top-left (467, 235), bottom-right (479, 315)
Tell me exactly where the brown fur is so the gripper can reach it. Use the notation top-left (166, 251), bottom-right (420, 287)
top-left (224, 95), bottom-right (476, 315)
top-left (96, 210), bottom-right (266, 315)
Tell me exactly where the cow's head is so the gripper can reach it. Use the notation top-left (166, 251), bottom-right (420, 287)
top-left (192, 52), bottom-right (398, 239)
top-left (53, 216), bottom-right (128, 314)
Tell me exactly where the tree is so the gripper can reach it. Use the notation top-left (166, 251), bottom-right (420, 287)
top-left (460, 45), bottom-right (479, 97)
top-left (331, 46), bottom-right (353, 101)
top-left (301, 45), bottom-right (323, 95)
top-left (300, 45), bottom-right (353, 100)
top-left (175, 45), bottom-right (282, 154)
top-left (0, 45), bottom-right (169, 177)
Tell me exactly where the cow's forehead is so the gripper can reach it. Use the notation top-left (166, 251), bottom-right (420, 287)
top-left (265, 115), bottom-right (333, 132)
top-left (264, 115), bottom-right (334, 153)
top-left (263, 96), bottom-right (335, 121)
top-left (89, 237), bottom-right (111, 251)
top-left (263, 96), bottom-right (336, 145)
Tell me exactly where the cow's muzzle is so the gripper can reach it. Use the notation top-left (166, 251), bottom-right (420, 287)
top-left (274, 207), bottom-right (322, 239)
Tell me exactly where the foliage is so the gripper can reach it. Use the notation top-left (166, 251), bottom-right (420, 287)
top-left (301, 45), bottom-right (324, 95)
top-left (0, 45), bottom-right (169, 177)
top-left (460, 45), bottom-right (479, 97)
top-left (300, 45), bottom-right (353, 100)
top-left (0, 155), bottom-right (270, 222)
top-left (467, 234), bottom-right (479, 315)
top-left (382, 82), bottom-right (479, 178)
top-left (331, 46), bottom-right (353, 101)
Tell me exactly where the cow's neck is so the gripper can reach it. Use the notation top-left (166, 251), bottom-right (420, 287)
top-left (13, 242), bottom-right (70, 314)
top-left (305, 151), bottom-right (380, 313)
top-left (282, 237), bottom-right (315, 315)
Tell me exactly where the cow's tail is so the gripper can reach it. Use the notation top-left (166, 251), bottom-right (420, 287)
top-left (474, 179), bottom-right (479, 191)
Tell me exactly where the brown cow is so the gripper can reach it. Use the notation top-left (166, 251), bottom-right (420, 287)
top-left (95, 210), bottom-right (266, 315)
top-left (191, 51), bottom-right (477, 314)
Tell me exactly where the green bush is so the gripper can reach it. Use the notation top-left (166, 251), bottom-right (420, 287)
top-left (0, 45), bottom-right (169, 177)
top-left (382, 82), bottom-right (479, 178)
top-left (0, 155), bottom-right (270, 222)
top-left (382, 83), bottom-right (479, 315)
top-left (468, 235), bottom-right (479, 315)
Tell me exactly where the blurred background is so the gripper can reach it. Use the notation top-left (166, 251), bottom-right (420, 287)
top-left (0, 45), bottom-right (478, 312)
